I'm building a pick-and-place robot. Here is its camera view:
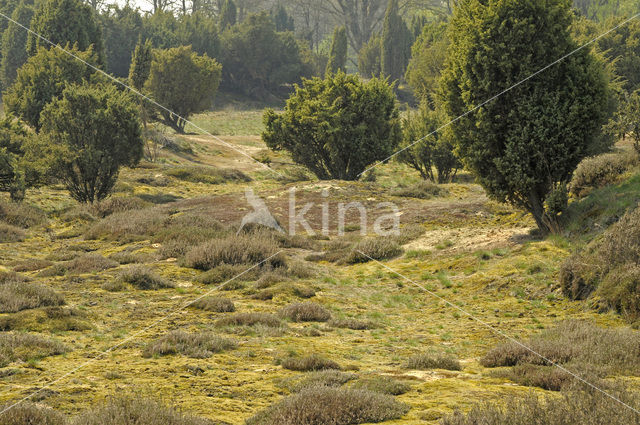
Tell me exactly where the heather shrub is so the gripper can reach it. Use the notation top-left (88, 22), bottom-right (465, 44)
top-left (0, 200), bottom-right (47, 228)
top-left (0, 222), bottom-right (25, 242)
top-left (328, 317), bottom-right (376, 330)
top-left (197, 264), bottom-right (259, 285)
top-left (481, 321), bottom-right (640, 390)
top-left (89, 196), bottom-right (150, 218)
top-left (52, 254), bottom-right (119, 275)
top-left (597, 264), bottom-right (640, 320)
top-left (191, 297), bottom-right (235, 313)
top-left (245, 386), bottom-right (409, 425)
top-left (569, 152), bottom-right (637, 197)
top-left (215, 312), bottom-right (283, 328)
top-left (142, 330), bottom-right (236, 358)
top-left (166, 166), bottom-right (250, 184)
top-left (0, 402), bottom-right (65, 425)
top-left (12, 258), bottom-right (54, 272)
top-left (184, 233), bottom-right (284, 270)
top-left (349, 375), bottom-right (411, 395)
top-left (0, 307), bottom-right (91, 332)
top-left (0, 332), bottom-right (67, 367)
top-left (0, 273), bottom-right (65, 313)
top-left (347, 238), bottom-right (403, 264)
top-left (119, 266), bottom-right (175, 290)
top-left (285, 370), bottom-right (357, 392)
top-left (72, 396), bottom-right (219, 425)
top-left (493, 364), bottom-right (573, 391)
top-left (281, 354), bottom-right (341, 372)
top-left (561, 207), bottom-right (640, 304)
top-left (292, 286), bottom-right (316, 299)
top-left (405, 353), bottom-right (461, 371)
top-left (279, 302), bottom-right (331, 322)
top-left (392, 181), bottom-right (448, 199)
top-left (85, 207), bottom-right (168, 241)
top-left (155, 214), bottom-right (228, 259)
top-left (108, 250), bottom-right (152, 265)
top-left (440, 386), bottom-right (640, 425)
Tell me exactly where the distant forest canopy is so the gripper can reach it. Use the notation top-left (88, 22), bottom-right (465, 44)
top-left (0, 0), bottom-right (637, 101)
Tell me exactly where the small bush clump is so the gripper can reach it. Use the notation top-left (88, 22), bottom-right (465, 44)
top-left (0, 402), bottom-right (66, 425)
top-left (166, 166), bottom-right (251, 185)
top-left (184, 233), bottom-right (283, 270)
top-left (0, 222), bottom-right (26, 242)
top-left (215, 312), bottom-right (283, 328)
top-left (85, 207), bottom-right (168, 241)
top-left (65, 254), bottom-right (119, 274)
top-left (286, 370), bottom-right (357, 392)
top-left (196, 263), bottom-right (258, 285)
top-left (569, 152), bottom-right (636, 197)
top-left (142, 330), bottom-right (237, 358)
top-left (191, 297), bottom-right (235, 312)
top-left (279, 302), bottom-right (331, 322)
top-left (349, 375), bottom-right (411, 395)
top-left (347, 238), bottom-right (403, 264)
top-left (281, 354), bottom-right (341, 372)
top-left (441, 387), bottom-right (640, 425)
top-left (89, 196), bottom-right (150, 218)
top-left (405, 353), bottom-right (461, 371)
top-left (119, 266), bottom-right (175, 290)
top-left (245, 386), bottom-right (409, 425)
top-left (392, 181), bottom-right (448, 199)
top-left (0, 200), bottom-right (47, 228)
top-left (12, 258), bottom-right (54, 272)
top-left (0, 332), bottom-right (67, 367)
top-left (73, 396), bottom-right (218, 425)
top-left (328, 317), bottom-right (376, 330)
top-left (0, 273), bottom-right (65, 313)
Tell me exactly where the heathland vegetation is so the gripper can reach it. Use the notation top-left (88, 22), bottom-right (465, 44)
top-left (1, 0), bottom-right (640, 424)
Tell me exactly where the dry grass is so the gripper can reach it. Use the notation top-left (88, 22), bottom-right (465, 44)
top-left (245, 386), bottom-right (409, 425)
top-left (142, 330), bottom-right (237, 358)
top-left (281, 354), bottom-right (341, 372)
top-left (72, 396), bottom-right (219, 425)
top-left (191, 297), bottom-right (235, 312)
top-left (184, 233), bottom-right (284, 270)
top-left (0, 272), bottom-right (65, 313)
top-left (0, 332), bottom-right (67, 367)
top-left (118, 266), bottom-right (175, 290)
top-left (279, 302), bottom-right (331, 322)
top-left (404, 353), bottom-right (461, 371)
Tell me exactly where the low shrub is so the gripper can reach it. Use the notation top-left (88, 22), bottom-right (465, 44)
top-left (89, 196), bottom-right (150, 218)
top-left (328, 317), bottom-right (376, 330)
top-left (0, 222), bottom-right (26, 242)
top-left (281, 354), bottom-right (341, 372)
top-left (254, 270), bottom-right (289, 288)
top-left (166, 166), bottom-right (250, 185)
top-left (347, 238), bottom-right (403, 264)
top-left (286, 259), bottom-right (317, 279)
top-left (493, 364), bottom-right (573, 391)
top-left (0, 402), bottom-right (65, 425)
top-left (0, 332), bottom-right (67, 367)
top-left (215, 312), bottom-right (283, 328)
top-left (184, 233), bottom-right (284, 270)
top-left (569, 152), bottom-right (636, 197)
top-left (597, 264), bottom-right (640, 320)
top-left (155, 214), bottom-right (229, 259)
top-left (0, 200), bottom-right (47, 228)
top-left (85, 207), bottom-right (168, 241)
top-left (108, 251), bottom-right (151, 265)
top-left (119, 266), bottom-right (175, 290)
top-left (142, 330), bottom-right (236, 358)
top-left (197, 264), bottom-right (259, 285)
top-left (191, 297), bottom-right (235, 312)
top-left (392, 181), bottom-right (448, 199)
top-left (405, 353), bottom-right (461, 371)
top-left (293, 286), bottom-right (316, 299)
top-left (0, 307), bottom-right (91, 332)
top-left (349, 375), bottom-right (411, 395)
top-left (561, 206), bottom-right (640, 303)
top-left (245, 386), bottom-right (409, 425)
top-left (441, 387), bottom-right (640, 425)
top-left (0, 273), bottom-right (65, 313)
top-left (12, 258), bottom-right (54, 272)
top-left (72, 396), bottom-right (218, 425)
top-left (59, 254), bottom-right (118, 275)
top-left (480, 321), bottom-right (640, 389)
top-left (286, 370), bottom-right (357, 392)
top-left (279, 302), bottom-right (331, 322)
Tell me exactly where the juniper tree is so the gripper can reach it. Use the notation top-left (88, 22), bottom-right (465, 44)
top-left (326, 26), bottom-right (347, 75)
